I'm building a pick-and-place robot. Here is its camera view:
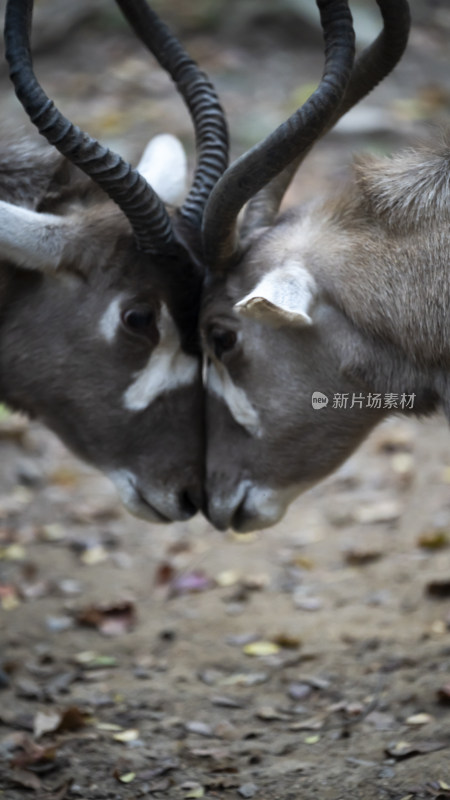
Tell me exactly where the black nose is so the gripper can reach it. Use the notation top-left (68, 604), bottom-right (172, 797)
top-left (179, 486), bottom-right (202, 518)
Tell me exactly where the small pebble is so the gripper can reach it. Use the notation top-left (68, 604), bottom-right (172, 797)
top-left (45, 615), bottom-right (74, 633)
top-left (238, 783), bottom-right (258, 798)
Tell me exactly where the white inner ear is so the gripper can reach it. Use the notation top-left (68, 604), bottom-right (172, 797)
top-left (0, 200), bottom-right (70, 272)
top-left (137, 134), bottom-right (187, 205)
top-left (234, 262), bottom-right (317, 328)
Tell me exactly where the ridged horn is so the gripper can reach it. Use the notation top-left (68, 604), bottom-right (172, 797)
top-left (202, 0), bottom-right (356, 271)
top-left (115, 0), bottom-right (229, 231)
top-left (242, 0), bottom-right (411, 236)
top-left (4, 0), bottom-right (177, 254)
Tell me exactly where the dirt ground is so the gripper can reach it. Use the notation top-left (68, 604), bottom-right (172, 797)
top-left (1, 3), bottom-right (450, 799)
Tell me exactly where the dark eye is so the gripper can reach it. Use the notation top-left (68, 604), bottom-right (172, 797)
top-left (210, 327), bottom-right (237, 359)
top-left (121, 308), bottom-right (157, 343)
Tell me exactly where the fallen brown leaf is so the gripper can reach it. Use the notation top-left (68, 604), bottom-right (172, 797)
top-left (385, 740), bottom-right (447, 760)
top-left (426, 579), bottom-right (450, 598)
top-left (437, 683), bottom-right (450, 704)
top-left (76, 600), bottom-right (136, 636)
top-left (9, 768), bottom-right (42, 791)
top-left (344, 548), bottom-right (383, 566)
top-left (417, 529), bottom-right (449, 549)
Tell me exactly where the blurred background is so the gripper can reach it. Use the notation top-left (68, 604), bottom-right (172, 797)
top-left (0, 3), bottom-right (449, 799)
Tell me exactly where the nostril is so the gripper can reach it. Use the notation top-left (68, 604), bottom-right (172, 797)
top-left (179, 487), bottom-right (200, 518)
top-left (231, 497), bottom-right (248, 531)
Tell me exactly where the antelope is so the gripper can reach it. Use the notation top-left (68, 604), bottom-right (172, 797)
top-left (200, 0), bottom-right (450, 531)
top-left (0, 0), bottom-right (229, 522)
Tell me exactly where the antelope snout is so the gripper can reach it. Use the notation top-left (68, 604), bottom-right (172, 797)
top-left (205, 480), bottom-right (288, 533)
top-left (109, 470), bottom-right (202, 523)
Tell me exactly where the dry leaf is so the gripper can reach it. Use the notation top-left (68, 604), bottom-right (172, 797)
top-left (0, 584), bottom-right (20, 611)
top-left (10, 768), bottom-right (42, 791)
top-left (117, 772), bottom-right (136, 784)
top-left (76, 601), bottom-right (136, 636)
top-left (0, 543), bottom-right (26, 560)
top-left (437, 683), bottom-right (450, 704)
top-left (385, 740), bottom-right (447, 760)
top-left (34, 707), bottom-right (87, 738)
top-left (418, 530), bottom-right (449, 549)
top-left (344, 548), bottom-right (382, 566)
top-left (406, 712), bottom-right (434, 726)
top-left (220, 672), bottom-right (268, 687)
top-left (243, 641), bottom-right (280, 657)
top-left (272, 633), bottom-right (302, 649)
top-left (256, 706), bottom-right (289, 721)
top-left (290, 716), bottom-right (325, 731)
top-left (185, 720), bottom-right (213, 737)
top-left (185, 788), bottom-right (205, 799)
top-left (74, 651), bottom-right (118, 669)
top-left (80, 545), bottom-right (109, 566)
top-left (216, 570), bottom-right (241, 587)
top-left (352, 500), bottom-right (402, 525)
top-left (34, 711), bottom-right (62, 738)
top-left (168, 570), bottom-right (214, 597)
top-left (113, 729), bottom-right (140, 743)
top-left (154, 561), bottom-right (176, 586)
top-left (426, 580), bottom-right (450, 598)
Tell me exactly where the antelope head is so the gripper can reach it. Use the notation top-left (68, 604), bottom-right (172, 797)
top-left (0, 0), bottom-right (228, 523)
top-left (200, 0), bottom-right (413, 531)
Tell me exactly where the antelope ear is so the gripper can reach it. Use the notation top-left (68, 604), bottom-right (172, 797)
top-left (234, 263), bottom-right (317, 328)
top-left (0, 200), bottom-right (70, 272)
top-left (137, 133), bottom-right (187, 205)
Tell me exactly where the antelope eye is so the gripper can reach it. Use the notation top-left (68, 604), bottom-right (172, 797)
top-left (209, 327), bottom-right (237, 359)
top-left (121, 308), bottom-right (157, 342)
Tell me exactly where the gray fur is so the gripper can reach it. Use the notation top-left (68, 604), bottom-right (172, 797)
top-left (201, 136), bottom-right (450, 531)
top-left (0, 136), bottom-right (203, 522)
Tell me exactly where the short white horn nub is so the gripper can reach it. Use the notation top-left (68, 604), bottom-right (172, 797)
top-left (234, 264), bottom-right (317, 328)
top-left (0, 201), bottom-right (69, 271)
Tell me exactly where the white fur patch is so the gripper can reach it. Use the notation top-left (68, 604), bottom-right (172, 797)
top-left (124, 303), bottom-right (197, 410)
top-left (0, 200), bottom-right (68, 271)
top-left (207, 362), bottom-right (262, 437)
top-left (99, 295), bottom-right (123, 342)
top-left (137, 134), bottom-right (187, 205)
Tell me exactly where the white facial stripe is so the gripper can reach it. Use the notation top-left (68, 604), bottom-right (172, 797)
top-left (207, 362), bottom-right (262, 437)
top-left (124, 303), bottom-right (197, 410)
top-left (99, 295), bottom-right (123, 342)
